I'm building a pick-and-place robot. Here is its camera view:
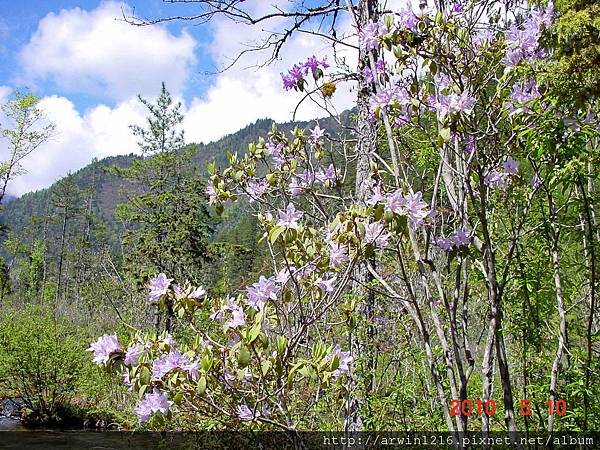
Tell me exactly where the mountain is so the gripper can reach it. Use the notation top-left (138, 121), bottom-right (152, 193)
top-left (0, 111), bottom-right (353, 253)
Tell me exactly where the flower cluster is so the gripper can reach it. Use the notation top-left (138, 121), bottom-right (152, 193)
top-left (484, 156), bottom-right (520, 189)
top-left (359, 20), bottom-right (388, 51)
top-left (281, 56), bottom-right (329, 91)
top-left (148, 273), bottom-right (172, 303)
top-left (504, 5), bottom-right (553, 66)
top-left (436, 228), bottom-right (471, 252)
top-left (87, 333), bottom-right (122, 365)
top-left (152, 349), bottom-right (200, 381)
top-left (370, 188), bottom-right (431, 229)
top-left (134, 389), bottom-right (173, 423)
top-left (246, 275), bottom-right (279, 310)
top-left (325, 345), bottom-right (353, 379)
top-left (429, 91), bottom-right (476, 117)
top-left (506, 81), bottom-right (540, 115)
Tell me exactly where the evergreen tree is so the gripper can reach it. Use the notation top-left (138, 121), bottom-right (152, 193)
top-left (112, 83), bottom-right (212, 329)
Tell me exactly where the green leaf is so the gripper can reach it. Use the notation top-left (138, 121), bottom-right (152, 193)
top-left (269, 226), bottom-right (285, 244)
top-left (197, 376), bottom-right (207, 396)
top-left (237, 345), bottom-right (251, 368)
top-left (440, 127), bottom-right (451, 142)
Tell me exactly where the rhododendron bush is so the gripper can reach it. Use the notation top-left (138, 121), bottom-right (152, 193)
top-left (90, 0), bottom-right (599, 436)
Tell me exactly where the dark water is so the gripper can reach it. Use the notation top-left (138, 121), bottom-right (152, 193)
top-left (0, 399), bottom-right (24, 431)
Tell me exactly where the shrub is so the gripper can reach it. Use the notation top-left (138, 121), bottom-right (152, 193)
top-left (0, 304), bottom-right (91, 426)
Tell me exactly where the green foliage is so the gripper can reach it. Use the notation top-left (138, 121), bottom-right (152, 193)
top-left (542, 0), bottom-right (600, 104)
top-left (0, 304), bottom-right (87, 424)
top-left (112, 84), bottom-right (212, 288)
top-left (0, 90), bottom-right (55, 204)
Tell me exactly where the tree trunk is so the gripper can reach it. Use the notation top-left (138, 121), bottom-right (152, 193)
top-left (345, 0), bottom-right (379, 433)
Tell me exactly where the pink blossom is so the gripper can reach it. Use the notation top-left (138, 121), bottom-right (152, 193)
top-left (276, 203), bottom-right (304, 228)
top-left (148, 273), bottom-right (173, 303)
top-left (317, 275), bottom-right (337, 293)
top-left (246, 275), bottom-right (278, 310)
top-left (329, 243), bottom-right (349, 268)
top-left (87, 334), bottom-right (122, 365)
top-left (134, 389), bottom-right (173, 423)
top-left (325, 345), bottom-right (353, 379)
top-left (124, 341), bottom-right (147, 366)
top-left (364, 221), bottom-right (390, 248)
top-left (151, 349), bottom-right (194, 380)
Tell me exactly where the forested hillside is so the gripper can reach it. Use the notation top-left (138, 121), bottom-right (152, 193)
top-left (0, 112), bottom-right (351, 255)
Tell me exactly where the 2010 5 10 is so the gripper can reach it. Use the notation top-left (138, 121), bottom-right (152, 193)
top-left (449, 399), bottom-right (567, 417)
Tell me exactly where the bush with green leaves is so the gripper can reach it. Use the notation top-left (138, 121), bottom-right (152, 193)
top-left (0, 304), bottom-right (108, 425)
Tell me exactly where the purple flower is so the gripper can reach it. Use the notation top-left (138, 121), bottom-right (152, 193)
top-left (436, 237), bottom-right (454, 252)
top-left (246, 275), bottom-right (278, 310)
top-left (287, 178), bottom-right (303, 197)
top-left (210, 296), bottom-right (233, 321)
top-left (375, 58), bottom-right (386, 73)
top-left (484, 170), bottom-right (511, 189)
top-left (188, 286), bottom-right (206, 299)
top-left (359, 21), bottom-right (382, 51)
top-left (151, 349), bottom-right (191, 380)
top-left (503, 156), bottom-right (520, 175)
top-left (275, 267), bottom-right (294, 285)
top-left (369, 85), bottom-right (409, 115)
top-left (451, 2), bottom-right (464, 14)
top-left (367, 183), bottom-right (386, 205)
top-left (281, 64), bottom-right (304, 91)
top-left (124, 341), bottom-right (146, 366)
top-left (88, 334), bottom-right (122, 365)
top-left (329, 243), bottom-right (349, 267)
top-left (182, 359), bottom-right (201, 381)
top-left (503, 6), bottom-right (553, 67)
top-left (266, 141), bottom-right (285, 168)
top-left (310, 124), bottom-right (326, 142)
top-left (326, 345), bottom-right (353, 379)
top-left (164, 334), bottom-right (176, 347)
top-left (507, 81), bottom-right (540, 114)
top-left (531, 174), bottom-right (543, 190)
top-left (303, 55), bottom-right (329, 76)
top-left (464, 136), bottom-right (475, 154)
top-left (316, 164), bottom-right (337, 184)
top-left (225, 305), bottom-right (246, 329)
top-left (452, 228), bottom-right (471, 248)
top-left (404, 191), bottom-right (430, 228)
top-left (397, 8), bottom-right (418, 31)
top-left (432, 92), bottom-right (476, 116)
top-left (148, 273), bottom-right (172, 303)
top-left (276, 203), bottom-right (304, 228)
top-left (317, 275), bottom-right (337, 293)
top-left (385, 189), bottom-right (406, 213)
top-left (364, 221), bottom-right (390, 248)
top-left (237, 402), bottom-right (254, 421)
top-left (363, 66), bottom-right (374, 84)
top-left (134, 389), bottom-right (173, 423)
top-left (246, 179), bottom-right (269, 202)
top-left (473, 29), bottom-right (495, 47)
top-left (223, 368), bottom-right (235, 389)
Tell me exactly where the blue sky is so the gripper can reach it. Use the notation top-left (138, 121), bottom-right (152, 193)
top-left (0, 0), bottom-right (353, 196)
top-left (0, 0), bottom-right (215, 110)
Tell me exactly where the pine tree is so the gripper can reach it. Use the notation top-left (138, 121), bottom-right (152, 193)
top-left (112, 83), bottom-right (212, 330)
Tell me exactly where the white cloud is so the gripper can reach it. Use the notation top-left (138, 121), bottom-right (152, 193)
top-left (19, 1), bottom-right (196, 100)
top-left (7, 1), bottom-right (363, 196)
top-left (183, 0), bottom-right (358, 143)
top-left (4, 95), bottom-right (146, 196)
top-left (0, 85), bottom-right (11, 103)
